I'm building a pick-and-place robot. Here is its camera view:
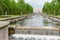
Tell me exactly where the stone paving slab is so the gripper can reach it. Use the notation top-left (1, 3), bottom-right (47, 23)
top-left (0, 21), bottom-right (10, 28)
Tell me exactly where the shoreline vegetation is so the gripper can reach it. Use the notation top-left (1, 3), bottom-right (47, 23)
top-left (42, 0), bottom-right (60, 18)
top-left (0, 0), bottom-right (33, 20)
top-left (0, 14), bottom-right (31, 20)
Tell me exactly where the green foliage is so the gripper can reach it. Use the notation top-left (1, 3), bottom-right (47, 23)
top-left (0, 0), bottom-right (33, 15)
top-left (42, 0), bottom-right (60, 16)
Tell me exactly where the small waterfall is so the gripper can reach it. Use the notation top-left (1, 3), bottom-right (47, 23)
top-left (10, 34), bottom-right (60, 40)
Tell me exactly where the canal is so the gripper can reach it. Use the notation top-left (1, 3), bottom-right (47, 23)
top-left (9, 13), bottom-right (60, 40)
top-left (16, 13), bottom-right (59, 27)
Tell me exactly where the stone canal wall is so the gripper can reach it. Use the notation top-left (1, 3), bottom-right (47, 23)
top-left (41, 13), bottom-right (60, 23)
top-left (15, 27), bottom-right (60, 36)
top-left (1, 14), bottom-right (34, 24)
top-left (0, 27), bottom-right (8, 40)
top-left (0, 21), bottom-right (10, 40)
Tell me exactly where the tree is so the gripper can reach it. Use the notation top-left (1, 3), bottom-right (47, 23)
top-left (0, 0), bottom-right (33, 15)
top-left (42, 0), bottom-right (60, 16)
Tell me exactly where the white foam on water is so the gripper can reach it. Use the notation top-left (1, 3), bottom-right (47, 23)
top-left (11, 34), bottom-right (60, 40)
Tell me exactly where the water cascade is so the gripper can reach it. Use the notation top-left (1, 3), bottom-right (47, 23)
top-left (10, 34), bottom-right (60, 40)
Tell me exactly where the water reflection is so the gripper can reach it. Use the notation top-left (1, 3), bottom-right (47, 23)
top-left (17, 14), bottom-right (59, 27)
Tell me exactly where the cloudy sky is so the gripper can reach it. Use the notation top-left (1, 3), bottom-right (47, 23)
top-left (25, 0), bottom-right (52, 9)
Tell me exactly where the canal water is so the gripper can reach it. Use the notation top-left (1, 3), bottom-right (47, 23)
top-left (16, 13), bottom-right (59, 27)
top-left (9, 13), bottom-right (60, 40)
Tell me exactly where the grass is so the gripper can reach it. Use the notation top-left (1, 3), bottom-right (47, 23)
top-left (0, 15), bottom-right (20, 20)
top-left (0, 14), bottom-right (30, 20)
top-left (47, 14), bottom-right (60, 18)
top-left (55, 15), bottom-right (60, 18)
top-left (51, 15), bottom-right (60, 18)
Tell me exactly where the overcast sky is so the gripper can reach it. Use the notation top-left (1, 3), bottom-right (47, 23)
top-left (24, 0), bottom-right (52, 9)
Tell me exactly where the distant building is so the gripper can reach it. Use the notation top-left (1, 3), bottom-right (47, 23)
top-left (33, 8), bottom-right (42, 13)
